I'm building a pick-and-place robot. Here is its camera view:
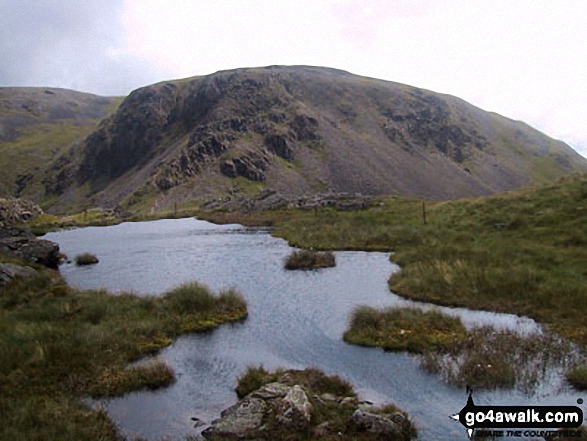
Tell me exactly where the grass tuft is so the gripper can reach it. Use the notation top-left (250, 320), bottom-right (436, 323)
top-left (566, 366), bottom-right (587, 390)
top-left (89, 359), bottom-right (175, 398)
top-left (74, 253), bottom-right (99, 266)
top-left (284, 249), bottom-right (336, 270)
top-left (344, 306), bottom-right (467, 353)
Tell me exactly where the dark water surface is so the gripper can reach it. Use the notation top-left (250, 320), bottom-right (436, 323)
top-left (45, 218), bottom-right (583, 440)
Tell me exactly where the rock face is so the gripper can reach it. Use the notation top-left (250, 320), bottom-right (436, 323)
top-left (201, 369), bottom-right (415, 440)
top-left (0, 226), bottom-right (60, 269)
top-left (32, 65), bottom-right (586, 213)
top-left (0, 198), bottom-right (43, 225)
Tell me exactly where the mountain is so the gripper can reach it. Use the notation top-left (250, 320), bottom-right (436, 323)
top-left (2, 66), bottom-right (586, 213)
top-left (0, 87), bottom-right (122, 204)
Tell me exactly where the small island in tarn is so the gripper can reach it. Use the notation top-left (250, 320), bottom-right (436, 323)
top-left (284, 249), bottom-right (336, 270)
top-left (75, 252), bottom-right (99, 266)
top-left (202, 367), bottom-right (416, 440)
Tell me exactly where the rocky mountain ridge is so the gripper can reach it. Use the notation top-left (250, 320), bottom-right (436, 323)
top-left (2, 66), bottom-right (586, 213)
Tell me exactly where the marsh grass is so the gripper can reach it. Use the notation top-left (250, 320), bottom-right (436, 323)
top-left (345, 306), bottom-right (580, 392)
top-left (88, 359), bottom-right (175, 398)
top-left (422, 326), bottom-right (578, 392)
top-left (566, 366), bottom-right (587, 390)
top-left (0, 266), bottom-right (247, 440)
top-left (75, 252), bottom-right (99, 265)
top-left (284, 249), bottom-right (336, 270)
top-left (344, 306), bottom-right (467, 353)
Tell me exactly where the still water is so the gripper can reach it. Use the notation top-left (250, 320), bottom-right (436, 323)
top-left (45, 218), bottom-right (582, 440)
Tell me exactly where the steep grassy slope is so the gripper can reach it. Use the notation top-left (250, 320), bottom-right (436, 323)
top-left (46, 66), bottom-right (586, 213)
top-left (0, 87), bottom-right (122, 206)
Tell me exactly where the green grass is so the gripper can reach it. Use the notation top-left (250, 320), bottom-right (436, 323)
top-left (0, 265), bottom-right (247, 440)
top-left (284, 249), bottom-right (336, 270)
top-left (566, 366), bottom-right (587, 390)
top-left (344, 306), bottom-right (467, 353)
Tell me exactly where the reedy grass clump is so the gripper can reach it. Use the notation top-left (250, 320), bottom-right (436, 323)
top-left (566, 366), bottom-right (587, 390)
top-left (74, 252), bottom-right (99, 266)
top-left (284, 249), bottom-right (336, 270)
top-left (0, 265), bottom-right (247, 440)
top-left (344, 306), bottom-right (467, 353)
top-left (88, 359), bottom-right (175, 398)
top-left (345, 306), bottom-right (578, 392)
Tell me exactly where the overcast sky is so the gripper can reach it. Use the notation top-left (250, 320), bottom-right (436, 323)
top-left (1, 0), bottom-right (586, 156)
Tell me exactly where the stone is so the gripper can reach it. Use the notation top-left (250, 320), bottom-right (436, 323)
top-left (276, 385), bottom-right (313, 429)
top-left (250, 382), bottom-right (291, 400)
top-left (351, 409), bottom-right (406, 439)
top-left (340, 396), bottom-right (358, 407)
top-left (202, 397), bottom-right (268, 439)
top-left (319, 393), bottom-right (338, 403)
top-left (0, 225), bottom-right (60, 268)
top-left (314, 421), bottom-right (332, 438)
top-left (0, 198), bottom-right (43, 225)
top-left (264, 134), bottom-right (294, 160)
top-left (0, 263), bottom-right (37, 286)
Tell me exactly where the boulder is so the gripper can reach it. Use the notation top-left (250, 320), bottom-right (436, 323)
top-left (276, 385), bottom-right (313, 429)
top-left (201, 396), bottom-right (268, 439)
top-left (351, 408), bottom-right (410, 439)
top-left (0, 198), bottom-right (43, 225)
top-left (0, 226), bottom-right (60, 268)
top-left (0, 263), bottom-right (37, 286)
top-left (202, 369), bottom-right (415, 441)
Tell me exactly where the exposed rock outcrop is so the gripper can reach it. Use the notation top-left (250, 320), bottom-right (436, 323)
top-left (0, 225), bottom-right (60, 269)
top-left (201, 368), bottom-right (415, 440)
top-left (0, 198), bottom-right (43, 225)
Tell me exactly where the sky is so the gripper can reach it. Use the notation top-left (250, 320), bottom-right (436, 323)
top-left (1, 0), bottom-right (586, 156)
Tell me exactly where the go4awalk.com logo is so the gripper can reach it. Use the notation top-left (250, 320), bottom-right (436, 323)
top-left (450, 391), bottom-right (584, 438)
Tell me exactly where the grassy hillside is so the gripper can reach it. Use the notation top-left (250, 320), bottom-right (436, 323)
top-left (0, 87), bottom-right (122, 205)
